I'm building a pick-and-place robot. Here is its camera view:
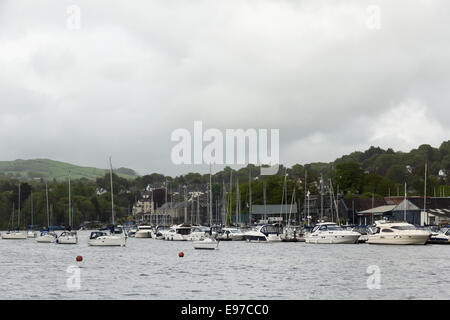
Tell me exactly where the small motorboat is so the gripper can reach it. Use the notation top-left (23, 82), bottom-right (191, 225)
top-left (427, 227), bottom-right (450, 244)
top-left (192, 237), bottom-right (219, 250)
top-left (244, 224), bottom-right (283, 242)
top-left (88, 227), bottom-right (126, 247)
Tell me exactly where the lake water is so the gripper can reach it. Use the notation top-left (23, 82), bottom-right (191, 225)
top-left (1, 231), bottom-right (449, 299)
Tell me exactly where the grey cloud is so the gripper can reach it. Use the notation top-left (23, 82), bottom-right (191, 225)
top-left (0, 0), bottom-right (449, 175)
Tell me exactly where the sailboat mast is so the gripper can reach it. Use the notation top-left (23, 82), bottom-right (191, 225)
top-left (109, 157), bottom-right (115, 226)
top-left (248, 167), bottom-right (252, 225)
top-left (263, 181), bottom-right (267, 222)
top-left (320, 174), bottom-right (324, 222)
top-left (404, 182), bottom-right (407, 222)
top-left (209, 164), bottom-right (212, 226)
top-left (18, 183), bottom-right (21, 229)
top-left (236, 179), bottom-right (239, 225)
top-left (228, 171), bottom-right (232, 226)
top-left (222, 180), bottom-right (226, 226)
top-left (30, 190), bottom-right (34, 227)
top-left (68, 172), bottom-right (71, 228)
top-left (423, 162), bottom-right (427, 225)
top-left (46, 183), bottom-right (50, 228)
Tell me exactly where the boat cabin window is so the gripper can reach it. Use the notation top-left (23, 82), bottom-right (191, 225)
top-left (177, 228), bottom-right (191, 235)
top-left (312, 226), bottom-right (320, 233)
top-left (327, 225), bottom-right (344, 231)
top-left (391, 225), bottom-right (416, 231)
top-left (319, 225), bottom-right (327, 231)
top-left (381, 229), bottom-right (394, 233)
top-left (90, 232), bottom-right (105, 239)
top-left (261, 225), bottom-right (280, 234)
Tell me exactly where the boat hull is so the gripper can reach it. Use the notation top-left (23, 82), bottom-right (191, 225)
top-left (367, 234), bottom-right (430, 245)
top-left (2, 232), bottom-right (28, 240)
top-left (135, 231), bottom-right (152, 238)
top-left (305, 234), bottom-right (360, 244)
top-left (57, 236), bottom-right (78, 244)
top-left (36, 235), bottom-right (56, 243)
top-left (192, 239), bottom-right (219, 250)
top-left (88, 236), bottom-right (126, 246)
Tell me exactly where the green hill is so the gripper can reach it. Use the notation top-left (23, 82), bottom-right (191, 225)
top-left (0, 159), bottom-right (137, 181)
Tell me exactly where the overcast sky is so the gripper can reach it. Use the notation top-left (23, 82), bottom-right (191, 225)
top-left (1, 0), bottom-right (449, 176)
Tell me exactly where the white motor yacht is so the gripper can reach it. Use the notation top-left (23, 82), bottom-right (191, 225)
top-left (192, 237), bottom-right (219, 250)
top-left (57, 231), bottom-right (78, 244)
top-left (2, 230), bottom-right (28, 240)
top-left (367, 221), bottom-right (431, 245)
top-left (36, 230), bottom-right (58, 243)
top-left (244, 224), bottom-right (282, 242)
top-left (218, 227), bottom-right (245, 241)
top-left (305, 222), bottom-right (361, 244)
top-left (165, 224), bottom-right (192, 241)
top-left (135, 225), bottom-right (153, 238)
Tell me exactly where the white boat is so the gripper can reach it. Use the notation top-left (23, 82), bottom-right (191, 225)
top-left (36, 230), bottom-right (58, 243)
top-left (135, 225), bottom-right (153, 238)
top-left (127, 227), bottom-right (137, 237)
top-left (88, 228), bottom-right (126, 246)
top-left (188, 226), bottom-right (210, 241)
top-left (152, 225), bottom-right (170, 239)
top-left (193, 237), bottom-right (219, 250)
top-left (428, 227), bottom-right (450, 244)
top-left (57, 231), bottom-right (78, 244)
top-left (218, 227), bottom-right (245, 241)
top-left (2, 231), bottom-right (28, 240)
top-left (87, 157), bottom-right (126, 247)
top-left (27, 231), bottom-right (37, 238)
top-left (57, 174), bottom-right (78, 245)
top-left (165, 224), bottom-right (192, 241)
top-left (305, 222), bottom-right (361, 244)
top-left (2, 185), bottom-right (28, 240)
top-left (367, 221), bottom-right (431, 245)
top-left (244, 224), bottom-right (283, 242)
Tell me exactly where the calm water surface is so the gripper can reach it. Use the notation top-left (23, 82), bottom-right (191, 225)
top-left (1, 231), bottom-right (449, 299)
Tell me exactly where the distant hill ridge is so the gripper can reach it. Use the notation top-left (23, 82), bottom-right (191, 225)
top-left (0, 159), bottom-right (137, 181)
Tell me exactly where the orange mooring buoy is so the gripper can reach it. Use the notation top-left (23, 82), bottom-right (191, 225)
top-left (76, 255), bottom-right (83, 262)
top-left (178, 252), bottom-right (184, 258)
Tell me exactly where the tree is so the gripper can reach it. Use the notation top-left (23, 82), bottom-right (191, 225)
top-left (334, 162), bottom-right (364, 194)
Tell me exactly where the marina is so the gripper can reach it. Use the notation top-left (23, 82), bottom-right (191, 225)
top-left (1, 229), bottom-right (450, 300)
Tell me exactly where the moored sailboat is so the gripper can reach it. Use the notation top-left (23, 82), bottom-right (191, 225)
top-left (88, 157), bottom-right (126, 247)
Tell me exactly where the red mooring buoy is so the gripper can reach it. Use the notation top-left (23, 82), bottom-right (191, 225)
top-left (178, 252), bottom-right (184, 258)
top-left (76, 256), bottom-right (83, 262)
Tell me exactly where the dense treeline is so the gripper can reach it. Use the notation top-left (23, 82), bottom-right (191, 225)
top-left (0, 142), bottom-right (449, 229)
